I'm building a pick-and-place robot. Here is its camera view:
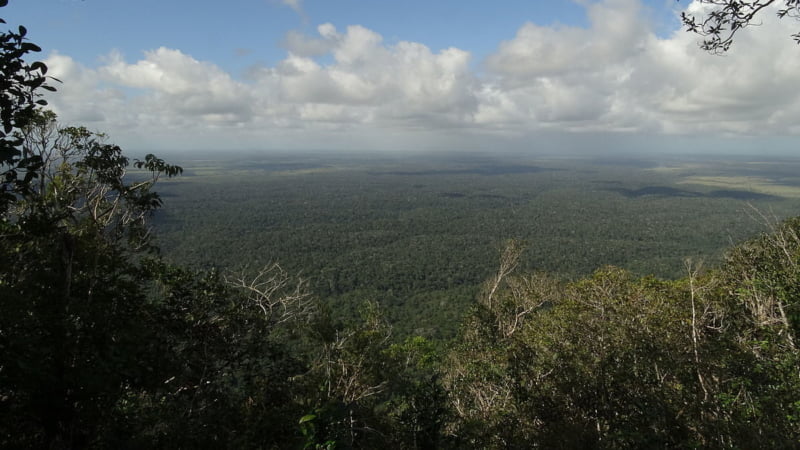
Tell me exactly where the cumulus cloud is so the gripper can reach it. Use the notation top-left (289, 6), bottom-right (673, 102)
top-left (38, 0), bottom-right (800, 151)
top-left (281, 29), bottom-right (335, 57)
top-left (43, 48), bottom-right (255, 151)
top-left (41, 23), bottom-right (478, 149)
top-left (625, 2), bottom-right (800, 136)
top-left (477, 0), bottom-right (800, 137)
top-left (246, 23), bottom-right (477, 127)
top-left (487, 0), bottom-right (646, 80)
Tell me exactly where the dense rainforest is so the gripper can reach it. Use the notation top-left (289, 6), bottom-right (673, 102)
top-left (2, 3), bottom-right (800, 449)
top-left (151, 152), bottom-right (800, 339)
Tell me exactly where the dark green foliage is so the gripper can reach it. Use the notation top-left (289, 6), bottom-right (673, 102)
top-left (708, 216), bottom-right (800, 446)
top-left (152, 153), bottom-right (800, 339)
top-left (104, 262), bottom-right (309, 448)
top-left (0, 108), bottom-right (184, 447)
top-left (443, 229), bottom-right (800, 448)
top-left (0, 223), bottom-right (155, 448)
top-left (383, 336), bottom-right (448, 449)
top-left (0, 5), bottom-right (54, 213)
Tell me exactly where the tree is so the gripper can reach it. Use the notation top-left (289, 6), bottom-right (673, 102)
top-left (680, 0), bottom-right (800, 52)
top-left (109, 262), bottom-right (314, 449)
top-left (0, 0), bottom-right (55, 213)
top-left (0, 9), bottom-right (323, 447)
top-left (442, 236), bottom-right (800, 447)
top-left (0, 110), bottom-right (182, 448)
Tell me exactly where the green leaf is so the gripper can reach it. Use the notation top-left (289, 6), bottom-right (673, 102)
top-left (299, 414), bottom-right (317, 424)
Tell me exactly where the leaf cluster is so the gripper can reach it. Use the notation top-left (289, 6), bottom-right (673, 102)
top-left (0, 5), bottom-right (56, 212)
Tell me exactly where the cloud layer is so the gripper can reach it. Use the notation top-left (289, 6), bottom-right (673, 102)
top-left (41, 0), bottom-right (800, 151)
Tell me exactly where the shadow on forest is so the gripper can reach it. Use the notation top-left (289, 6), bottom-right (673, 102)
top-left (371, 165), bottom-right (557, 176)
top-left (606, 186), bottom-right (780, 200)
top-left (707, 190), bottom-right (779, 200)
top-left (179, 162), bottom-right (332, 176)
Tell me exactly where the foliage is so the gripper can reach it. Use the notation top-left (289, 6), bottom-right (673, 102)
top-left (443, 230), bottom-right (800, 448)
top-left (0, 109), bottom-right (183, 448)
top-left (0, 2), bottom-right (55, 213)
top-left (680, 0), bottom-right (800, 52)
top-left (151, 154), bottom-right (796, 339)
top-left (105, 262), bottom-right (311, 448)
top-left (296, 301), bottom-right (448, 449)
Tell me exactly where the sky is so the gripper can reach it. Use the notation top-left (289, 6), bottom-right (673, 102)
top-left (3, 0), bottom-right (800, 154)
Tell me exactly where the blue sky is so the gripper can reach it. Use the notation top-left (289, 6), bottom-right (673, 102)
top-left (6, 1), bottom-right (602, 72)
top-left (2, 0), bottom-right (799, 153)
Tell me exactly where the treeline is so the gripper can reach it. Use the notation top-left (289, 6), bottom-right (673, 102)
top-left (2, 112), bottom-right (800, 448)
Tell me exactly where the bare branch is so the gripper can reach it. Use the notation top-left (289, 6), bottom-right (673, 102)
top-left (685, 258), bottom-right (710, 402)
top-left (225, 263), bottom-right (313, 326)
top-left (680, 0), bottom-right (800, 53)
top-left (482, 239), bottom-right (523, 310)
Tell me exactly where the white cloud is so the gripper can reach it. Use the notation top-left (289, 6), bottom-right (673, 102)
top-left (623, 2), bottom-right (800, 136)
top-left (250, 24), bottom-right (477, 125)
top-left (281, 0), bottom-right (302, 15)
top-left (486, 0), bottom-right (646, 80)
top-left (281, 29), bottom-right (335, 57)
top-left (478, 0), bottom-right (800, 138)
top-left (38, 0), bottom-right (800, 152)
top-left (99, 48), bottom-right (253, 125)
